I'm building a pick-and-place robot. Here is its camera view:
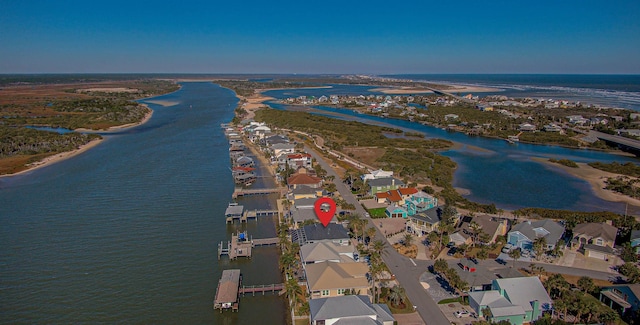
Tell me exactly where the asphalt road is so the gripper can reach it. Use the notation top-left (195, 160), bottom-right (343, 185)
top-left (306, 145), bottom-right (451, 325)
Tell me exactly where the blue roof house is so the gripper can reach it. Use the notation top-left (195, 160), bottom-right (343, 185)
top-left (405, 191), bottom-right (438, 216)
top-left (631, 230), bottom-right (640, 253)
top-left (508, 220), bottom-right (564, 251)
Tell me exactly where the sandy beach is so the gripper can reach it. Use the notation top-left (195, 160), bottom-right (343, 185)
top-left (370, 85), bottom-right (501, 94)
top-left (2, 107), bottom-right (155, 178)
top-left (145, 100), bottom-right (179, 107)
top-left (0, 137), bottom-right (104, 178)
top-left (532, 157), bottom-right (640, 208)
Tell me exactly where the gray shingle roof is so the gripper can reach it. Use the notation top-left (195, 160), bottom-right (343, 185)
top-left (310, 295), bottom-right (393, 324)
top-left (510, 220), bottom-right (564, 244)
top-left (293, 223), bottom-right (350, 245)
top-left (409, 206), bottom-right (441, 224)
top-left (367, 177), bottom-right (404, 187)
top-left (573, 222), bottom-right (618, 243)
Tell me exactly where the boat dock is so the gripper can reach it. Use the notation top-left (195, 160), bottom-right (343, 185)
top-left (232, 187), bottom-right (287, 199)
top-left (218, 232), bottom-right (279, 259)
top-left (226, 209), bottom-right (280, 223)
top-left (218, 232), bottom-right (252, 260)
top-left (213, 269), bottom-right (241, 312)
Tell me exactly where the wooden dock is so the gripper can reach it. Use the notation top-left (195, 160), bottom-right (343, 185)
top-left (213, 269), bottom-right (241, 312)
top-left (232, 187), bottom-right (287, 199)
top-left (218, 234), bottom-right (279, 259)
top-left (227, 209), bottom-right (280, 223)
top-left (239, 283), bottom-right (284, 296)
top-left (218, 232), bottom-right (252, 260)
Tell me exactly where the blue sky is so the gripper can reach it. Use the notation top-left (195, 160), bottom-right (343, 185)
top-left (1, 0), bottom-right (639, 74)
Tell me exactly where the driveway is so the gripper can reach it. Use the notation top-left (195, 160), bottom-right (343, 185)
top-left (306, 145), bottom-right (451, 325)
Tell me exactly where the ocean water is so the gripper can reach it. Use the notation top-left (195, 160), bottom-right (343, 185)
top-left (0, 82), bottom-right (286, 324)
top-left (388, 74), bottom-right (640, 111)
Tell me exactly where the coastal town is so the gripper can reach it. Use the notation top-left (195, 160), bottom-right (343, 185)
top-left (215, 107), bottom-right (640, 325)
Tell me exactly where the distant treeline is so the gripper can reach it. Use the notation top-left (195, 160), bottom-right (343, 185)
top-left (0, 126), bottom-right (101, 158)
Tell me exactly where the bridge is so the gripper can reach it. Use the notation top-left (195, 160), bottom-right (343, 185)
top-left (588, 130), bottom-right (640, 155)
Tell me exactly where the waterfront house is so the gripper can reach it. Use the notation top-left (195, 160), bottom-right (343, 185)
top-left (270, 142), bottom-right (295, 158)
top-left (518, 123), bottom-right (537, 132)
top-left (263, 134), bottom-right (289, 146)
top-left (366, 177), bottom-right (404, 196)
top-left (235, 156), bottom-right (254, 168)
top-left (457, 215), bottom-right (508, 245)
top-left (469, 277), bottom-right (552, 325)
top-left (406, 206), bottom-right (441, 236)
top-left (292, 223), bottom-right (350, 246)
top-left (385, 204), bottom-right (408, 218)
top-left (405, 191), bottom-right (438, 216)
top-left (444, 114), bottom-right (459, 121)
top-left (300, 241), bottom-right (357, 264)
top-left (599, 284), bottom-right (640, 316)
top-left (287, 168), bottom-right (323, 189)
top-left (507, 220), bottom-right (564, 251)
top-left (543, 124), bottom-right (563, 132)
top-left (293, 197), bottom-right (317, 210)
top-left (309, 295), bottom-right (395, 325)
top-left (305, 261), bottom-right (370, 299)
top-left (290, 208), bottom-right (318, 226)
top-left (285, 153), bottom-right (313, 170)
top-left (289, 185), bottom-right (325, 200)
top-left (570, 221), bottom-right (618, 260)
top-left (632, 230), bottom-right (640, 253)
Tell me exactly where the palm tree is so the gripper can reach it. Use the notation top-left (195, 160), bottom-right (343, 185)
top-left (427, 231), bottom-right (439, 248)
top-left (371, 239), bottom-right (385, 258)
top-left (297, 301), bottom-right (310, 316)
top-left (388, 285), bottom-right (405, 307)
top-left (285, 277), bottom-right (303, 308)
top-left (577, 276), bottom-right (595, 294)
top-left (469, 221), bottom-right (482, 247)
top-left (477, 247), bottom-right (489, 260)
top-left (403, 233), bottom-right (414, 247)
top-left (366, 227), bottom-right (377, 248)
top-left (508, 248), bottom-right (521, 269)
top-left (434, 258), bottom-right (448, 275)
top-left (532, 236), bottom-right (547, 260)
top-left (369, 261), bottom-right (384, 303)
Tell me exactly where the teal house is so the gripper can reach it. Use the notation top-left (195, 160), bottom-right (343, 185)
top-left (405, 191), bottom-right (438, 216)
top-left (385, 204), bottom-right (407, 218)
top-left (632, 230), bottom-right (640, 253)
top-left (468, 277), bottom-right (552, 325)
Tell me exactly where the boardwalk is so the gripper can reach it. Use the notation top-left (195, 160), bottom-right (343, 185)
top-left (252, 237), bottom-right (279, 246)
top-left (239, 283), bottom-right (284, 296)
top-left (232, 187), bottom-right (287, 199)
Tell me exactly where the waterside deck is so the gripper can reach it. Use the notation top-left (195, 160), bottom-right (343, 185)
top-left (213, 269), bottom-right (241, 312)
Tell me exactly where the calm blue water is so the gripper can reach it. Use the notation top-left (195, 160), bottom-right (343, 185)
top-left (264, 84), bottom-right (640, 215)
top-left (0, 82), bottom-right (286, 324)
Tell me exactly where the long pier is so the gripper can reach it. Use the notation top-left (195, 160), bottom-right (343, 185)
top-left (239, 283), bottom-right (284, 296)
top-left (232, 187), bottom-right (287, 199)
top-left (226, 209), bottom-right (280, 223)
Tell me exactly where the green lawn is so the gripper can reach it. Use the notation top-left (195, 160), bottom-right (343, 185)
top-left (368, 207), bottom-right (387, 218)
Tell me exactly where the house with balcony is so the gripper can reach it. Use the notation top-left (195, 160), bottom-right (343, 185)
top-left (300, 241), bottom-right (357, 264)
top-left (599, 284), bottom-right (640, 317)
top-left (406, 206), bottom-right (442, 236)
top-left (304, 261), bottom-right (369, 299)
top-left (405, 191), bottom-right (438, 216)
top-left (366, 177), bottom-right (404, 196)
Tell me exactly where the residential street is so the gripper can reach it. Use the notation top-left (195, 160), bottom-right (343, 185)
top-left (305, 145), bottom-right (450, 325)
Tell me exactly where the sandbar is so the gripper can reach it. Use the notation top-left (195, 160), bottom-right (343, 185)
top-left (532, 157), bottom-right (640, 208)
top-left (145, 100), bottom-right (179, 107)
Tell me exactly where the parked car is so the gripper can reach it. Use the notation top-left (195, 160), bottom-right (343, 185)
top-left (468, 257), bottom-right (478, 264)
top-left (447, 247), bottom-right (457, 256)
top-left (454, 310), bottom-right (470, 318)
top-left (496, 258), bottom-right (507, 265)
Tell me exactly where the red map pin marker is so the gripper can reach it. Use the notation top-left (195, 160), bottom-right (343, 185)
top-left (314, 197), bottom-right (337, 227)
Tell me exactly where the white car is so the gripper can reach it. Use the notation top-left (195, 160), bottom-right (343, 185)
top-left (454, 310), bottom-right (470, 318)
